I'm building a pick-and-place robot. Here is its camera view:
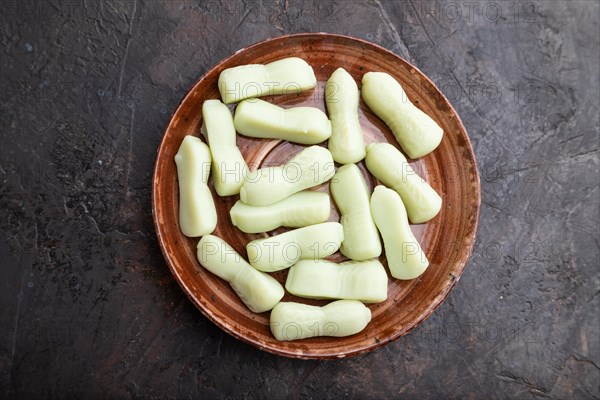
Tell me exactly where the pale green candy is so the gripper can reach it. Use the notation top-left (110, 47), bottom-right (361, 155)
top-left (247, 222), bottom-right (343, 272)
top-left (370, 185), bottom-right (429, 280)
top-left (330, 164), bottom-right (381, 260)
top-left (270, 300), bottom-right (371, 341)
top-left (218, 57), bottom-right (317, 104)
top-left (365, 142), bottom-right (441, 224)
top-left (361, 72), bottom-right (443, 159)
top-left (174, 136), bottom-right (217, 237)
top-left (325, 68), bottom-right (366, 164)
top-left (201, 100), bottom-right (248, 196)
top-left (234, 99), bottom-right (331, 144)
top-left (197, 235), bottom-right (284, 313)
top-left (285, 259), bottom-right (388, 303)
top-left (230, 191), bottom-right (331, 233)
top-left (240, 146), bottom-right (335, 206)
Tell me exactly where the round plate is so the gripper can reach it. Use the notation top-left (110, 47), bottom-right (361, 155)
top-left (152, 33), bottom-right (481, 359)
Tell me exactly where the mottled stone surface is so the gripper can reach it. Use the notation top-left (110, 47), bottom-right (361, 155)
top-left (1, 1), bottom-right (598, 398)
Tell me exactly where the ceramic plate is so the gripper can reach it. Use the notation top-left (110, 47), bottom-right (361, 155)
top-left (152, 33), bottom-right (480, 359)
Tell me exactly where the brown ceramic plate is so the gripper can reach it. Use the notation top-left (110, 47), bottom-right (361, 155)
top-left (152, 33), bottom-right (480, 359)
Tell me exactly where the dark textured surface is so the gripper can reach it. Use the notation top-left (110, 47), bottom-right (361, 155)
top-left (0, 0), bottom-right (598, 398)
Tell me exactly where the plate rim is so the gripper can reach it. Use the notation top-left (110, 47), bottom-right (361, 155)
top-left (152, 32), bottom-right (482, 359)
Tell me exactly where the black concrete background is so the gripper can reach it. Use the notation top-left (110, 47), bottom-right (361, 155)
top-left (1, 1), bottom-right (598, 398)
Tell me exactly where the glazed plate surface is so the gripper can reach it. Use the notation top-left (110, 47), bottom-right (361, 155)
top-left (152, 33), bottom-right (481, 359)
